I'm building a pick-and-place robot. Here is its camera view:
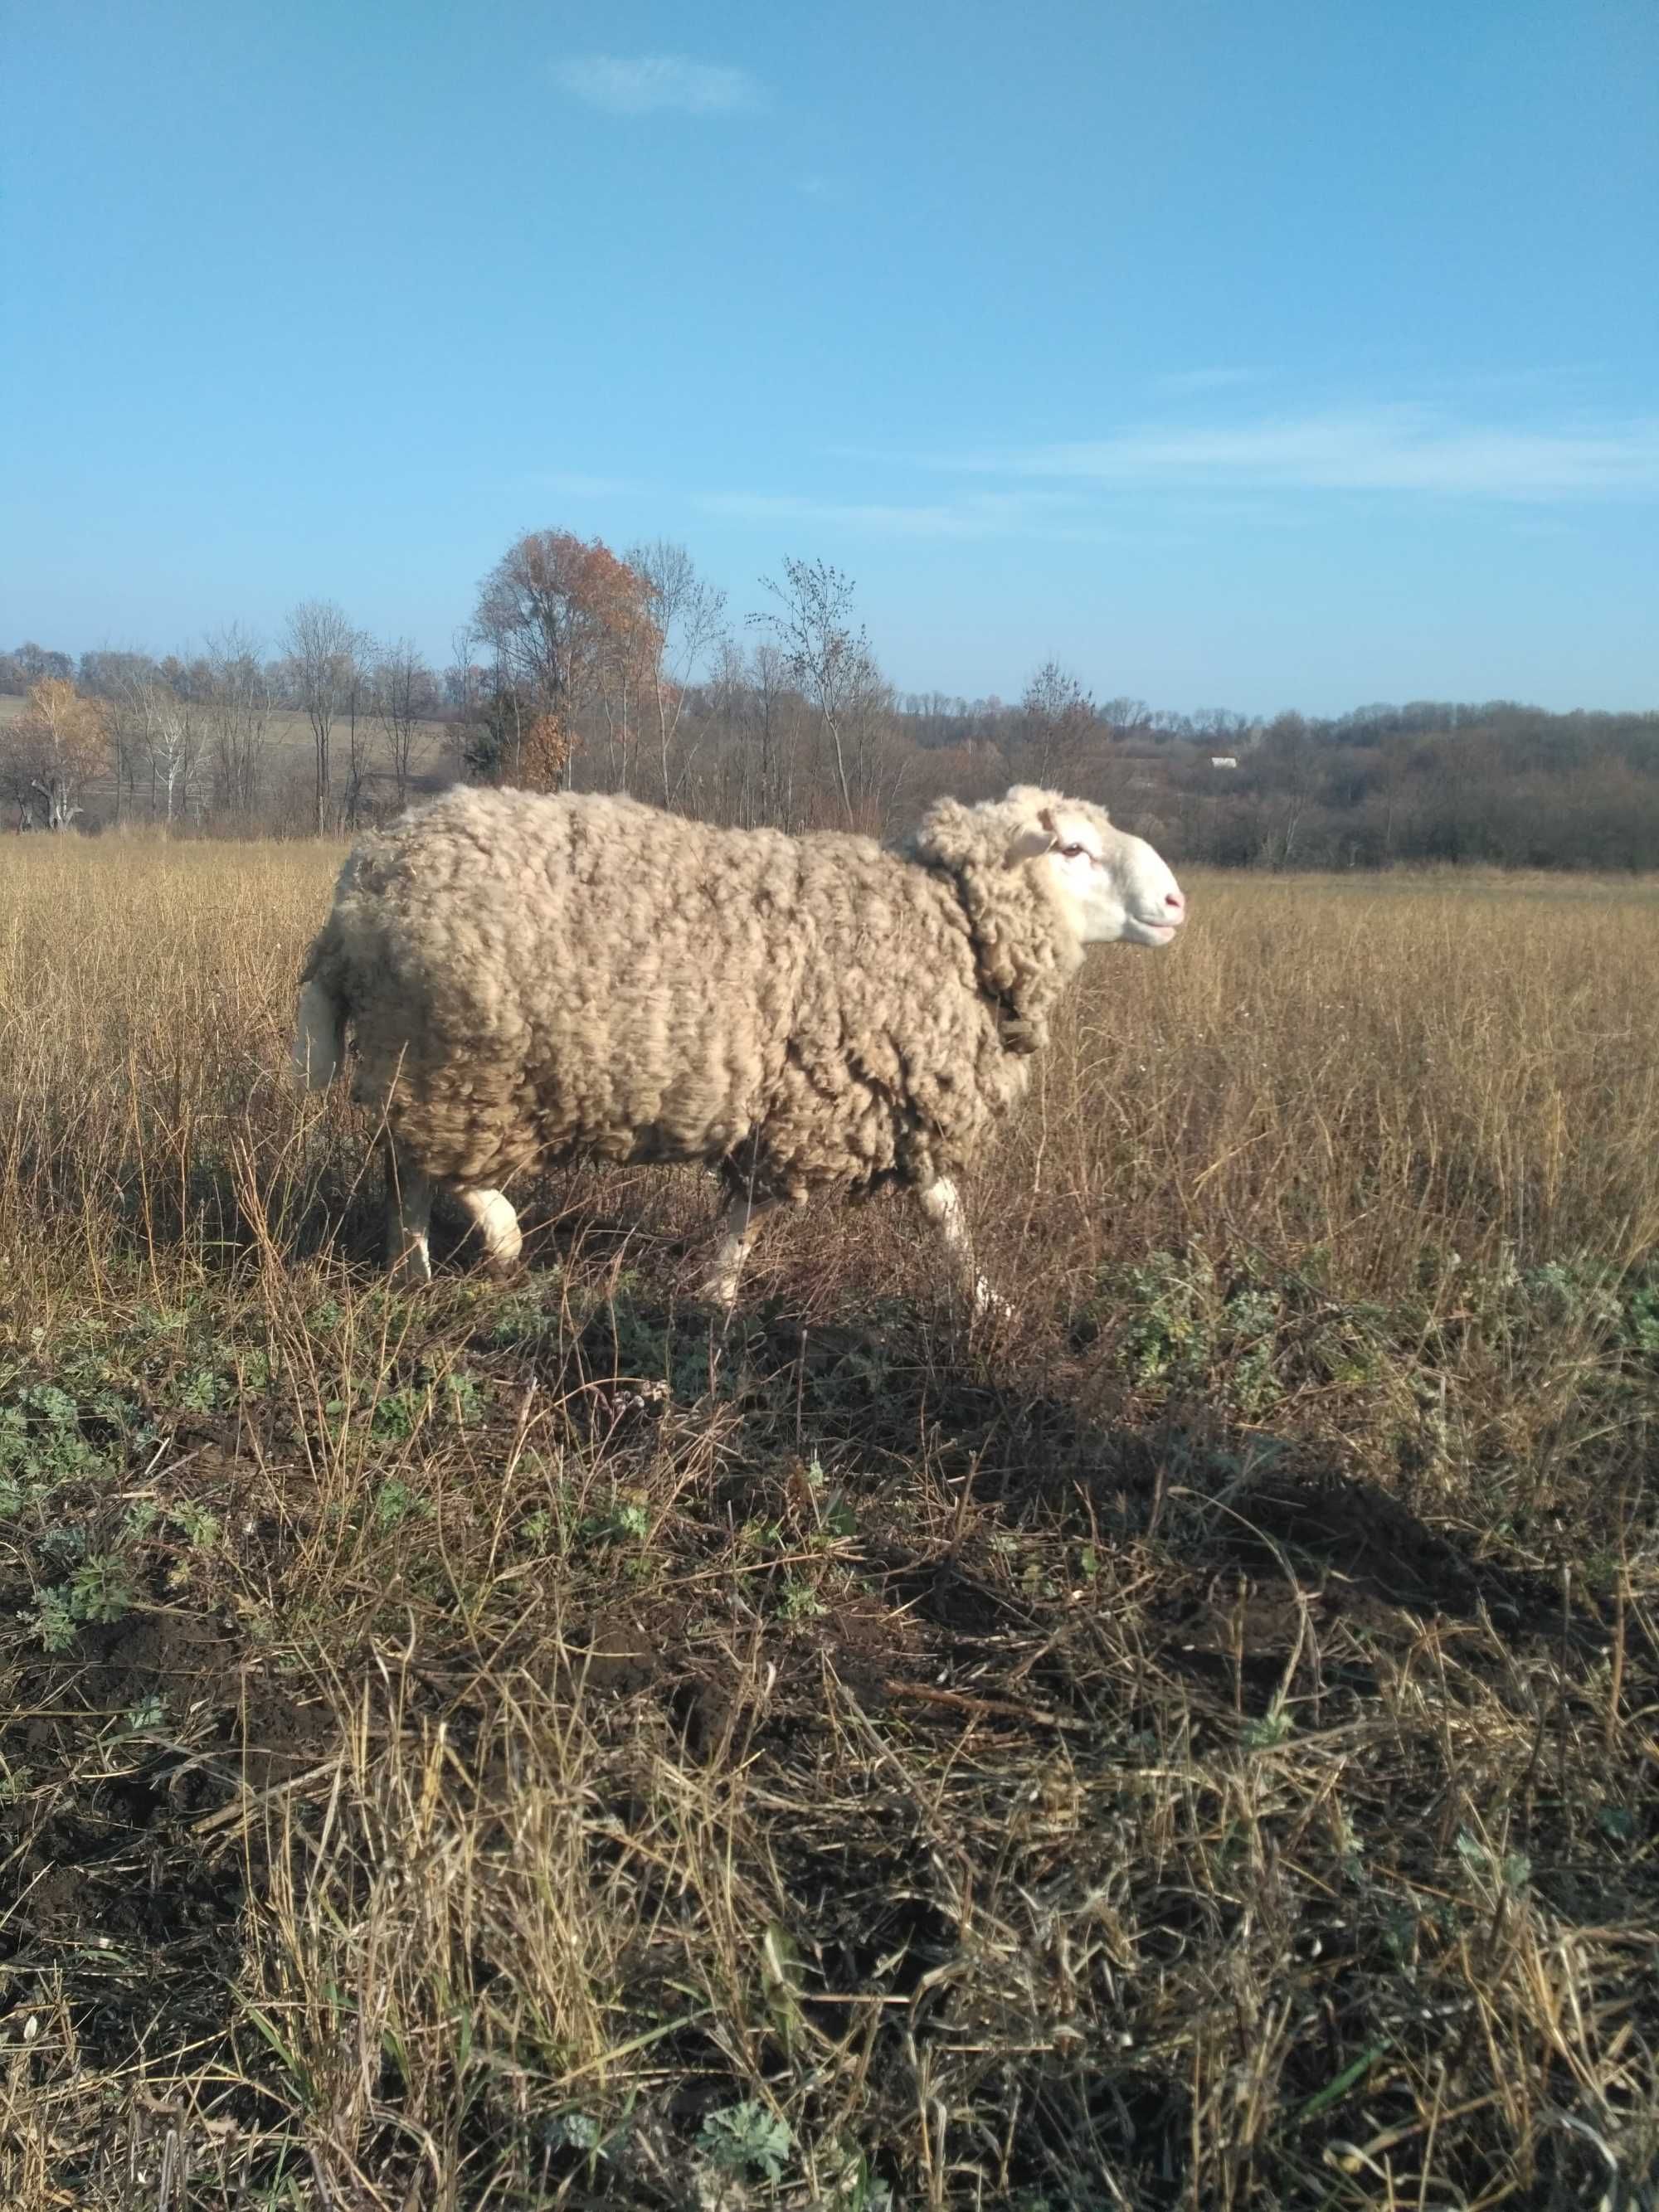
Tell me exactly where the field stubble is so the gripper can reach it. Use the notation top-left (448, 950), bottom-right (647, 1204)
top-left (1, 839), bottom-right (1657, 2209)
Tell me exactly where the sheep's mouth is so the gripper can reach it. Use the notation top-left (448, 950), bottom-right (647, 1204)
top-left (1134, 916), bottom-right (1181, 944)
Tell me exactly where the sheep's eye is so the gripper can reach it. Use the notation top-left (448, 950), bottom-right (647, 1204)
top-left (1058, 842), bottom-right (1088, 860)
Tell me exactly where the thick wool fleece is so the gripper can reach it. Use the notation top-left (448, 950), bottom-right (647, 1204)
top-left (300, 785), bottom-right (1097, 1203)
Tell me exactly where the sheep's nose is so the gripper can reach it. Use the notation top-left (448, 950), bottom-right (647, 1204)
top-left (1165, 889), bottom-right (1185, 919)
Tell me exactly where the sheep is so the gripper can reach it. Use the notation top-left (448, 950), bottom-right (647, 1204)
top-left (291, 782), bottom-right (1186, 1307)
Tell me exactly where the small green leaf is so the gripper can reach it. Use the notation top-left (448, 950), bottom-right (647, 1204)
top-left (1297, 2041), bottom-right (1389, 2123)
top-left (698, 2099), bottom-right (792, 2182)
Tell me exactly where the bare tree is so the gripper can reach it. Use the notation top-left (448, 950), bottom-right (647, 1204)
top-left (372, 639), bottom-right (436, 812)
top-left (1017, 660), bottom-right (1097, 786)
top-left (752, 557), bottom-right (889, 826)
top-left (1101, 697), bottom-right (1154, 738)
top-left (1375, 737), bottom-right (1415, 862)
top-left (755, 641), bottom-right (805, 829)
top-left (201, 626), bottom-right (273, 824)
top-left (77, 649), bottom-right (158, 702)
top-left (7, 644), bottom-right (74, 688)
top-left (113, 668), bottom-right (201, 824)
top-left (1191, 707), bottom-right (1251, 746)
top-left (1259, 713), bottom-right (1320, 869)
top-left (148, 695), bottom-right (202, 824)
top-left (106, 673), bottom-right (154, 822)
top-left (713, 640), bottom-right (780, 829)
top-left (281, 600), bottom-right (360, 834)
top-left (445, 625), bottom-right (484, 784)
top-left (625, 538), bottom-right (727, 806)
top-left (337, 639), bottom-right (376, 831)
top-left (75, 651), bottom-right (158, 820)
top-left (590, 623), bottom-right (643, 794)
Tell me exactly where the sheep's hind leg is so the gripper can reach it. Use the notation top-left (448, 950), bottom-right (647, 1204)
top-left (452, 1185), bottom-right (523, 1275)
top-left (702, 1188), bottom-right (779, 1310)
top-left (917, 1178), bottom-right (1011, 1321)
top-left (384, 1141), bottom-right (433, 1288)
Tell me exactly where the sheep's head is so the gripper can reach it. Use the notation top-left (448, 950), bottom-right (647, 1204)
top-left (916, 785), bottom-right (1187, 950)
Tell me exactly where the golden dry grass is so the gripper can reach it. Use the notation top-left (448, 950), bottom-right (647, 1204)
top-left (1, 839), bottom-right (1657, 2209)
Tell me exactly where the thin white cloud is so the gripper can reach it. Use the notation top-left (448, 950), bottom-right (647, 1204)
top-left (943, 407), bottom-right (1659, 500)
top-left (554, 54), bottom-right (766, 116)
top-left (699, 493), bottom-right (990, 539)
top-left (697, 489), bottom-right (1094, 540)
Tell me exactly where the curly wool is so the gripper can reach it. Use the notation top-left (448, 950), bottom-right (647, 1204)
top-left (300, 784), bottom-right (1097, 1204)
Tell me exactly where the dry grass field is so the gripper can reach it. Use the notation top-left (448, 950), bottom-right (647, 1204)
top-left (2, 839), bottom-right (1657, 2209)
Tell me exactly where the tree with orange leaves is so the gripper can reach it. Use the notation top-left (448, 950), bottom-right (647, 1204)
top-left (470, 530), bottom-right (661, 789)
top-left (0, 678), bottom-right (111, 829)
top-left (516, 711), bottom-right (572, 793)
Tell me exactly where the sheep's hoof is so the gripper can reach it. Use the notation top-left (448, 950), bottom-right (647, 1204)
top-left (971, 1275), bottom-right (1015, 1324)
top-left (473, 1238), bottom-right (526, 1291)
top-left (693, 1261), bottom-right (743, 1311)
top-left (460, 1193), bottom-right (523, 1274)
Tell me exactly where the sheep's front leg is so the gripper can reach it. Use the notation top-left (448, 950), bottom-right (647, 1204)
top-left (384, 1140), bottom-right (433, 1287)
top-left (702, 1188), bottom-right (779, 1310)
top-left (917, 1177), bottom-right (1010, 1320)
top-left (452, 1185), bottom-right (523, 1274)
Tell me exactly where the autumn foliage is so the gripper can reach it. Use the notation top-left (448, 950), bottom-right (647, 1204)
top-left (516, 711), bottom-right (572, 793)
top-left (471, 531), bottom-right (660, 787)
top-left (0, 677), bottom-right (111, 829)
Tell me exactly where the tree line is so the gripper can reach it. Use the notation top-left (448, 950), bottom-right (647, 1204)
top-left (4, 529), bottom-right (1657, 868)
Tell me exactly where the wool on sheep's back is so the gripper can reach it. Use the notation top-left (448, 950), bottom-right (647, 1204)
top-left (315, 786), bottom-right (1059, 1202)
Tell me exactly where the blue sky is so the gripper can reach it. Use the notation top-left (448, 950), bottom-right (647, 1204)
top-left (4, 0), bottom-right (1656, 714)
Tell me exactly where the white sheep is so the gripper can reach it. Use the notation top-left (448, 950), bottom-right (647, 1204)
top-left (293, 783), bottom-right (1185, 1306)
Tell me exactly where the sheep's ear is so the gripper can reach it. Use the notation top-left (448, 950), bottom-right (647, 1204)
top-left (1005, 821), bottom-right (1056, 865)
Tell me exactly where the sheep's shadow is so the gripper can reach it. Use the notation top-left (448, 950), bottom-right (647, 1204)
top-left (76, 1135), bottom-right (1601, 1668)
top-left (1189, 1468), bottom-right (1594, 1638)
top-left (530, 1286), bottom-right (1602, 1658)
top-left (42, 1123), bottom-right (1608, 1665)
